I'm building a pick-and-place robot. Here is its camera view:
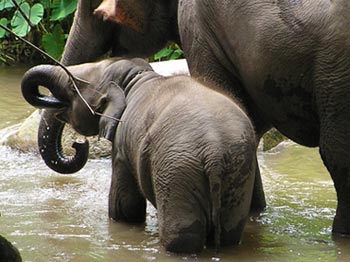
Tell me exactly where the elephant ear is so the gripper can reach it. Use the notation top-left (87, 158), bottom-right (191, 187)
top-left (98, 82), bottom-right (126, 142)
top-left (94, 0), bottom-right (150, 32)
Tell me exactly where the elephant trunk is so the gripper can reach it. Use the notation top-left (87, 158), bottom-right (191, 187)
top-left (61, 0), bottom-right (113, 65)
top-left (38, 109), bottom-right (89, 174)
top-left (21, 65), bottom-right (89, 174)
top-left (21, 65), bottom-right (68, 109)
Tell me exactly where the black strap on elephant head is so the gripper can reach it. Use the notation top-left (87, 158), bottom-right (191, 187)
top-left (123, 69), bottom-right (151, 97)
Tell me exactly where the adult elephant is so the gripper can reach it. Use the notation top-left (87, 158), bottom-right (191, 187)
top-left (38, 0), bottom-right (350, 236)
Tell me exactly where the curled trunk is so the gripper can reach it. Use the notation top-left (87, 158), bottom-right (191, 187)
top-left (38, 110), bottom-right (89, 174)
top-left (21, 64), bottom-right (89, 174)
top-left (32, 0), bottom-right (109, 173)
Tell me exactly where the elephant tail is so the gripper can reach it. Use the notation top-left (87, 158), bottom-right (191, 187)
top-left (208, 169), bottom-right (222, 253)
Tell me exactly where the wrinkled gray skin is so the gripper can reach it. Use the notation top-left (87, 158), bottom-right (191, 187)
top-left (37, 0), bottom-right (265, 215)
top-left (179, 0), bottom-right (350, 237)
top-left (22, 58), bottom-right (257, 253)
top-left (38, 0), bottom-right (350, 236)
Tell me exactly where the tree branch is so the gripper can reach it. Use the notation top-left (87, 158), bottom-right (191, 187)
top-left (11, 0), bottom-right (34, 28)
top-left (0, 23), bottom-right (95, 115)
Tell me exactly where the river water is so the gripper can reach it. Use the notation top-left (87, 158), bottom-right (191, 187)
top-left (1, 66), bottom-right (350, 262)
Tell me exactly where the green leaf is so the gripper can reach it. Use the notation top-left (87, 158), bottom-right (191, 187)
top-left (0, 18), bottom-right (8, 38)
top-left (29, 3), bottom-right (44, 25)
top-left (11, 2), bottom-right (44, 37)
top-left (42, 24), bottom-right (65, 60)
top-left (154, 48), bottom-right (173, 61)
top-left (50, 0), bottom-right (77, 21)
top-left (0, 55), bottom-right (8, 64)
top-left (169, 49), bottom-right (183, 60)
top-left (0, 0), bottom-right (16, 11)
top-left (40, 0), bottom-right (51, 10)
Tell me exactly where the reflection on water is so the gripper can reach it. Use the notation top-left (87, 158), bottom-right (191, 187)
top-left (1, 142), bottom-right (348, 262)
top-left (1, 67), bottom-right (350, 261)
top-left (0, 66), bottom-right (34, 129)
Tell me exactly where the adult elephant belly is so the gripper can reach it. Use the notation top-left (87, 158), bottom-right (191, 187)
top-left (248, 74), bottom-right (320, 147)
top-left (240, 30), bottom-right (320, 148)
top-left (180, 0), bottom-right (320, 147)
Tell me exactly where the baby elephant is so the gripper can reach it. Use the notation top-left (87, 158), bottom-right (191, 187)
top-left (22, 58), bottom-right (257, 253)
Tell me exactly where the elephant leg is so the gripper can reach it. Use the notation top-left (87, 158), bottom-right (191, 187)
top-left (109, 155), bottom-right (146, 223)
top-left (218, 154), bottom-right (256, 247)
top-left (250, 159), bottom-right (266, 214)
top-left (319, 120), bottom-right (350, 235)
top-left (154, 164), bottom-right (209, 253)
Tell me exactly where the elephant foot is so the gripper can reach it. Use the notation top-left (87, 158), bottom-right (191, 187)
top-left (207, 217), bottom-right (245, 248)
top-left (249, 188), bottom-right (266, 216)
top-left (221, 221), bottom-right (245, 246)
top-left (332, 215), bottom-right (350, 237)
top-left (108, 200), bottom-right (146, 223)
top-left (249, 202), bottom-right (266, 217)
top-left (250, 162), bottom-right (266, 215)
top-left (108, 193), bottom-right (146, 223)
top-left (162, 221), bottom-right (205, 254)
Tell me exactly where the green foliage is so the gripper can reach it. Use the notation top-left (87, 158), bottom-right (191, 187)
top-left (0, 18), bottom-right (7, 38)
top-left (50, 0), bottom-right (77, 21)
top-left (0, 0), bottom-right (183, 64)
top-left (152, 44), bottom-right (183, 62)
top-left (41, 23), bottom-right (65, 59)
top-left (0, 0), bottom-right (22, 10)
top-left (11, 2), bottom-right (44, 37)
top-left (0, 0), bottom-right (76, 63)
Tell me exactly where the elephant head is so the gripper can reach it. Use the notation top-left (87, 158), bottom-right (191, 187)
top-left (22, 59), bottom-right (134, 173)
top-left (61, 0), bottom-right (179, 65)
top-left (36, 0), bottom-right (179, 174)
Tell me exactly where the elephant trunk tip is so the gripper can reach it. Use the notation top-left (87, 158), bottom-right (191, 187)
top-left (38, 110), bottom-right (90, 175)
top-left (57, 140), bottom-right (90, 174)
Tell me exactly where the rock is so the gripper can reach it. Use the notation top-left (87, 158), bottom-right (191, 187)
top-left (0, 235), bottom-right (22, 262)
top-left (2, 110), bottom-right (111, 158)
top-left (60, 125), bottom-right (112, 158)
top-left (3, 110), bottom-right (40, 153)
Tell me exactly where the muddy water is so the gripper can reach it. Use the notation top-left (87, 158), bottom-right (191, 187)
top-left (0, 66), bottom-right (33, 129)
top-left (1, 67), bottom-right (350, 261)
